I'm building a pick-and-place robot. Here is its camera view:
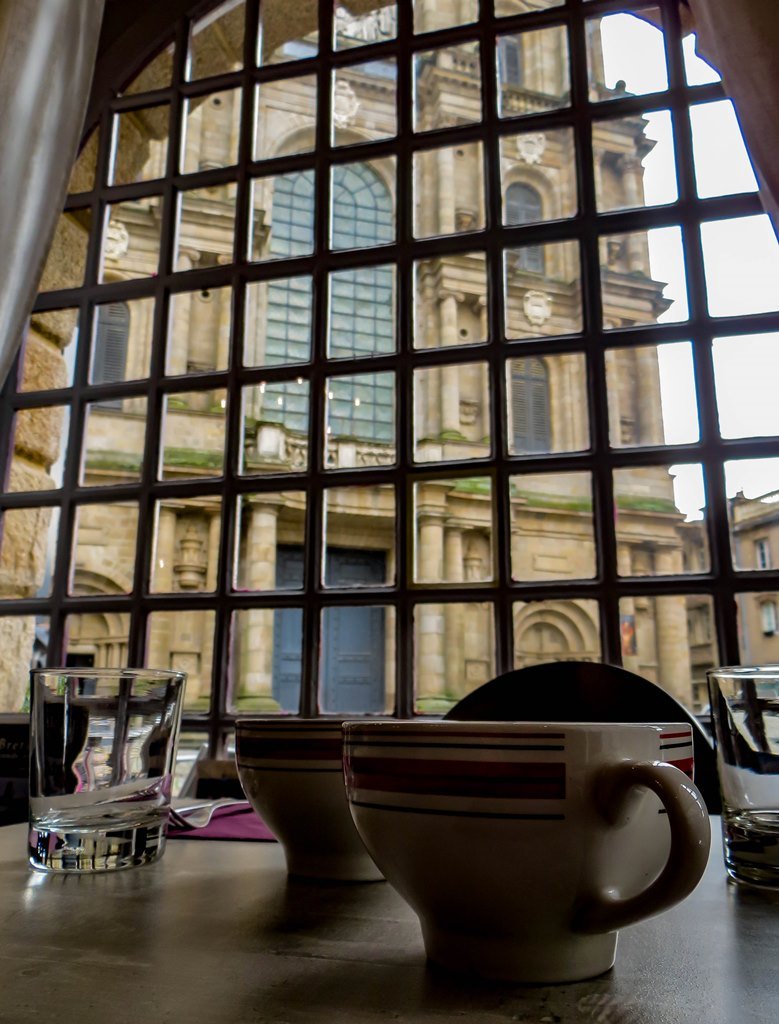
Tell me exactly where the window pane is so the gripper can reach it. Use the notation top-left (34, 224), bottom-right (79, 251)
top-left (737, 593), bottom-right (779, 667)
top-left (325, 371), bottom-right (396, 465)
top-left (413, 363), bottom-right (491, 463)
top-left (259, 0), bottom-right (318, 65)
top-left (234, 492), bottom-right (307, 591)
top-left (713, 334), bottom-right (779, 440)
top-left (69, 502), bottom-right (139, 595)
top-left (514, 599), bottom-right (601, 667)
top-left (187, 0), bottom-right (245, 81)
top-left (101, 199), bottom-right (160, 281)
top-left (331, 158), bottom-right (396, 250)
top-left (606, 342), bottom-right (698, 448)
top-left (182, 89), bottom-right (241, 173)
top-left (150, 500), bottom-right (222, 593)
top-left (167, 287), bottom-right (231, 375)
top-left (229, 608), bottom-right (303, 713)
top-left (245, 276), bottom-right (313, 368)
top-left (614, 464), bottom-right (710, 574)
top-left (320, 605), bottom-right (395, 713)
top-left (255, 76), bottom-right (316, 160)
top-left (414, 478), bottom-right (494, 583)
top-left (504, 239), bottom-right (582, 340)
top-left (160, 390), bottom-right (227, 480)
top-left (701, 216), bottom-right (779, 317)
top-left (507, 353), bottom-right (588, 455)
top-left (690, 101), bottom-right (758, 199)
top-left (498, 26), bottom-right (570, 118)
top-left (173, 730), bottom-right (210, 796)
top-left (90, 297), bottom-right (155, 384)
top-left (600, 225), bottom-right (688, 328)
top-left (146, 610), bottom-right (216, 709)
top-left (593, 110), bottom-right (677, 212)
top-left (682, 32), bottom-right (721, 86)
top-left (0, 507), bottom-right (60, 597)
top-left (413, 142), bottom-right (485, 239)
top-left (240, 380), bottom-right (310, 474)
top-left (335, 4), bottom-right (397, 50)
top-left (726, 462), bottom-right (779, 571)
top-left (250, 171), bottom-right (315, 261)
top-left (5, 406), bottom-right (70, 493)
top-left (112, 105), bottom-right (170, 185)
top-left (414, 601), bottom-right (495, 714)
top-left (501, 128), bottom-right (577, 223)
top-left (81, 397), bottom-right (147, 485)
top-left (0, 616), bottom-right (49, 712)
top-left (414, 42), bottom-right (482, 132)
top-left (328, 265), bottom-right (395, 358)
top-left (587, 10), bottom-right (668, 102)
top-left (64, 611), bottom-right (130, 669)
top-left (333, 59), bottom-right (397, 144)
top-left (414, 252), bottom-right (487, 349)
top-left (19, 309), bottom-right (78, 392)
top-left (176, 184), bottom-right (237, 270)
top-left (324, 487), bottom-right (396, 587)
top-left (510, 472), bottom-right (595, 581)
top-left (40, 212), bottom-right (90, 292)
top-left (413, 0), bottom-right (478, 33)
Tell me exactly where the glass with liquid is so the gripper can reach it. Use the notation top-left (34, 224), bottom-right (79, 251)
top-left (29, 668), bottom-right (186, 873)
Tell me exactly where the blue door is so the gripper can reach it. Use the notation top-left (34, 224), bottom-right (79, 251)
top-left (272, 547), bottom-right (386, 713)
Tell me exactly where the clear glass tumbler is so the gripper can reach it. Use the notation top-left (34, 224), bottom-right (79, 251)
top-left (28, 668), bottom-right (186, 873)
top-left (707, 665), bottom-right (779, 888)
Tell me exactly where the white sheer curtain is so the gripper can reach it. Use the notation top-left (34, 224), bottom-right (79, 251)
top-left (0, 0), bottom-right (105, 388)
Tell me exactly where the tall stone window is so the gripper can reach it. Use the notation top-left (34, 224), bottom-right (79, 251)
top-left (510, 356), bottom-right (550, 453)
top-left (92, 301), bottom-right (130, 402)
top-left (505, 184), bottom-right (543, 271)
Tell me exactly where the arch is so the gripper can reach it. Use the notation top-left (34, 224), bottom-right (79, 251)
top-left (514, 600), bottom-right (600, 663)
top-left (510, 356), bottom-right (550, 454)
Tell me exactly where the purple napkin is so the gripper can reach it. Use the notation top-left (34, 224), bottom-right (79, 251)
top-left (167, 801), bottom-right (277, 842)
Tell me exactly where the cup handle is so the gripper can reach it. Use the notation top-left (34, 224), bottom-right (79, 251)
top-left (573, 761), bottom-right (711, 935)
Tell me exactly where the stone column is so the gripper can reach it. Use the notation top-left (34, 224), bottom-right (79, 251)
top-left (168, 251), bottom-right (197, 375)
top-left (239, 501), bottom-right (281, 709)
top-left (617, 543), bottom-right (640, 673)
top-left (416, 499), bottom-right (446, 709)
top-left (205, 508), bottom-right (221, 591)
top-left (444, 525), bottom-right (464, 696)
top-left (439, 292), bottom-right (461, 435)
top-left (635, 345), bottom-right (665, 445)
top-left (436, 145), bottom-right (456, 235)
top-left (654, 547), bottom-right (692, 706)
top-left (215, 285), bottom-right (231, 372)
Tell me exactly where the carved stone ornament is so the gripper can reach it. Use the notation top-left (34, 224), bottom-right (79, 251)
top-left (516, 132), bottom-right (547, 165)
top-left (332, 81), bottom-right (361, 128)
top-left (523, 289), bottom-right (552, 327)
top-left (104, 221), bottom-right (130, 259)
top-left (334, 6), bottom-right (396, 44)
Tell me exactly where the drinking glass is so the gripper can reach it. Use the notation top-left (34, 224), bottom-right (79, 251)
top-left (707, 665), bottom-right (779, 888)
top-left (29, 668), bottom-right (186, 873)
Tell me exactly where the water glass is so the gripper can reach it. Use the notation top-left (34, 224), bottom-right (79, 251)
top-left (707, 665), bottom-right (779, 888)
top-left (29, 668), bottom-right (186, 873)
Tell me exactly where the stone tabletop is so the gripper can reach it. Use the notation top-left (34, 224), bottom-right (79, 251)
top-left (0, 820), bottom-right (777, 1024)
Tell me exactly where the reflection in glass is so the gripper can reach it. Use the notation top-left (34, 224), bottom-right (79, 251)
top-left (413, 363), bottom-right (491, 463)
top-left (245, 276), bottom-right (312, 367)
top-left (0, 508), bottom-right (60, 597)
top-left (6, 407), bottom-right (70, 492)
top-left (324, 487), bottom-right (395, 587)
top-left (182, 90), bottom-right (241, 173)
top-left (255, 77), bottom-right (316, 160)
top-left (414, 42), bottom-right (481, 132)
top-left (413, 142), bottom-right (484, 239)
top-left (331, 158), bottom-right (396, 250)
top-left (414, 478), bottom-right (493, 583)
top-left (70, 502), bottom-right (139, 595)
top-left (146, 610), bottom-right (216, 709)
top-left (504, 239), bottom-right (581, 340)
top-left (240, 380), bottom-right (310, 474)
top-left (91, 296), bottom-right (155, 384)
top-left (713, 334), bottom-right (779, 440)
top-left (249, 171), bottom-right (315, 261)
top-left (21, 309), bottom-right (79, 392)
top-left (230, 607), bottom-right (303, 713)
top-left (507, 353), bottom-right (588, 455)
top-left (333, 59), bottom-right (397, 145)
top-left (325, 371), bottom-right (396, 467)
top-left (414, 253), bottom-right (487, 349)
top-left (510, 473), bottom-right (595, 581)
top-left (150, 500), bottom-right (222, 593)
top-left (614, 464), bottom-right (709, 574)
top-left (320, 605), bottom-right (395, 713)
top-left (102, 200), bottom-right (160, 282)
top-left (587, 11), bottom-right (668, 102)
top-left (64, 611), bottom-right (130, 669)
top-left (690, 101), bottom-right (757, 199)
top-left (176, 184), bottom-right (237, 270)
top-left (112, 105), bottom-right (169, 184)
top-left (606, 342), bottom-right (698, 448)
top-left (328, 266), bottom-right (395, 358)
top-left (187, 0), bottom-right (244, 80)
top-left (701, 216), bottom-right (779, 317)
top-left (167, 287), bottom-right (231, 376)
top-left (600, 225), bottom-right (688, 327)
top-left (160, 390), bottom-right (226, 480)
top-left (593, 110), bottom-right (677, 212)
top-left (82, 397), bottom-right (147, 485)
top-left (414, 601), bottom-right (495, 714)
top-left (497, 26), bottom-right (570, 118)
top-left (501, 128), bottom-right (577, 223)
top-left (514, 599), bottom-right (601, 667)
top-left (259, 0), bottom-right (318, 65)
top-left (234, 491), bottom-right (307, 591)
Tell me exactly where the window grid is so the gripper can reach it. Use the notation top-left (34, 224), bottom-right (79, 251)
top-left (1, 0), bottom-right (778, 749)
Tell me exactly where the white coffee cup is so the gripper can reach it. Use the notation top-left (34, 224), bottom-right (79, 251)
top-left (343, 720), bottom-right (710, 983)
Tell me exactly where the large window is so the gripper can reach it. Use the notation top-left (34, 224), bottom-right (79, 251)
top-left (2, 0), bottom-right (779, 755)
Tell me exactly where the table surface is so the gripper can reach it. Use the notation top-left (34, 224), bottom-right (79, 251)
top-left (0, 819), bottom-right (777, 1024)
